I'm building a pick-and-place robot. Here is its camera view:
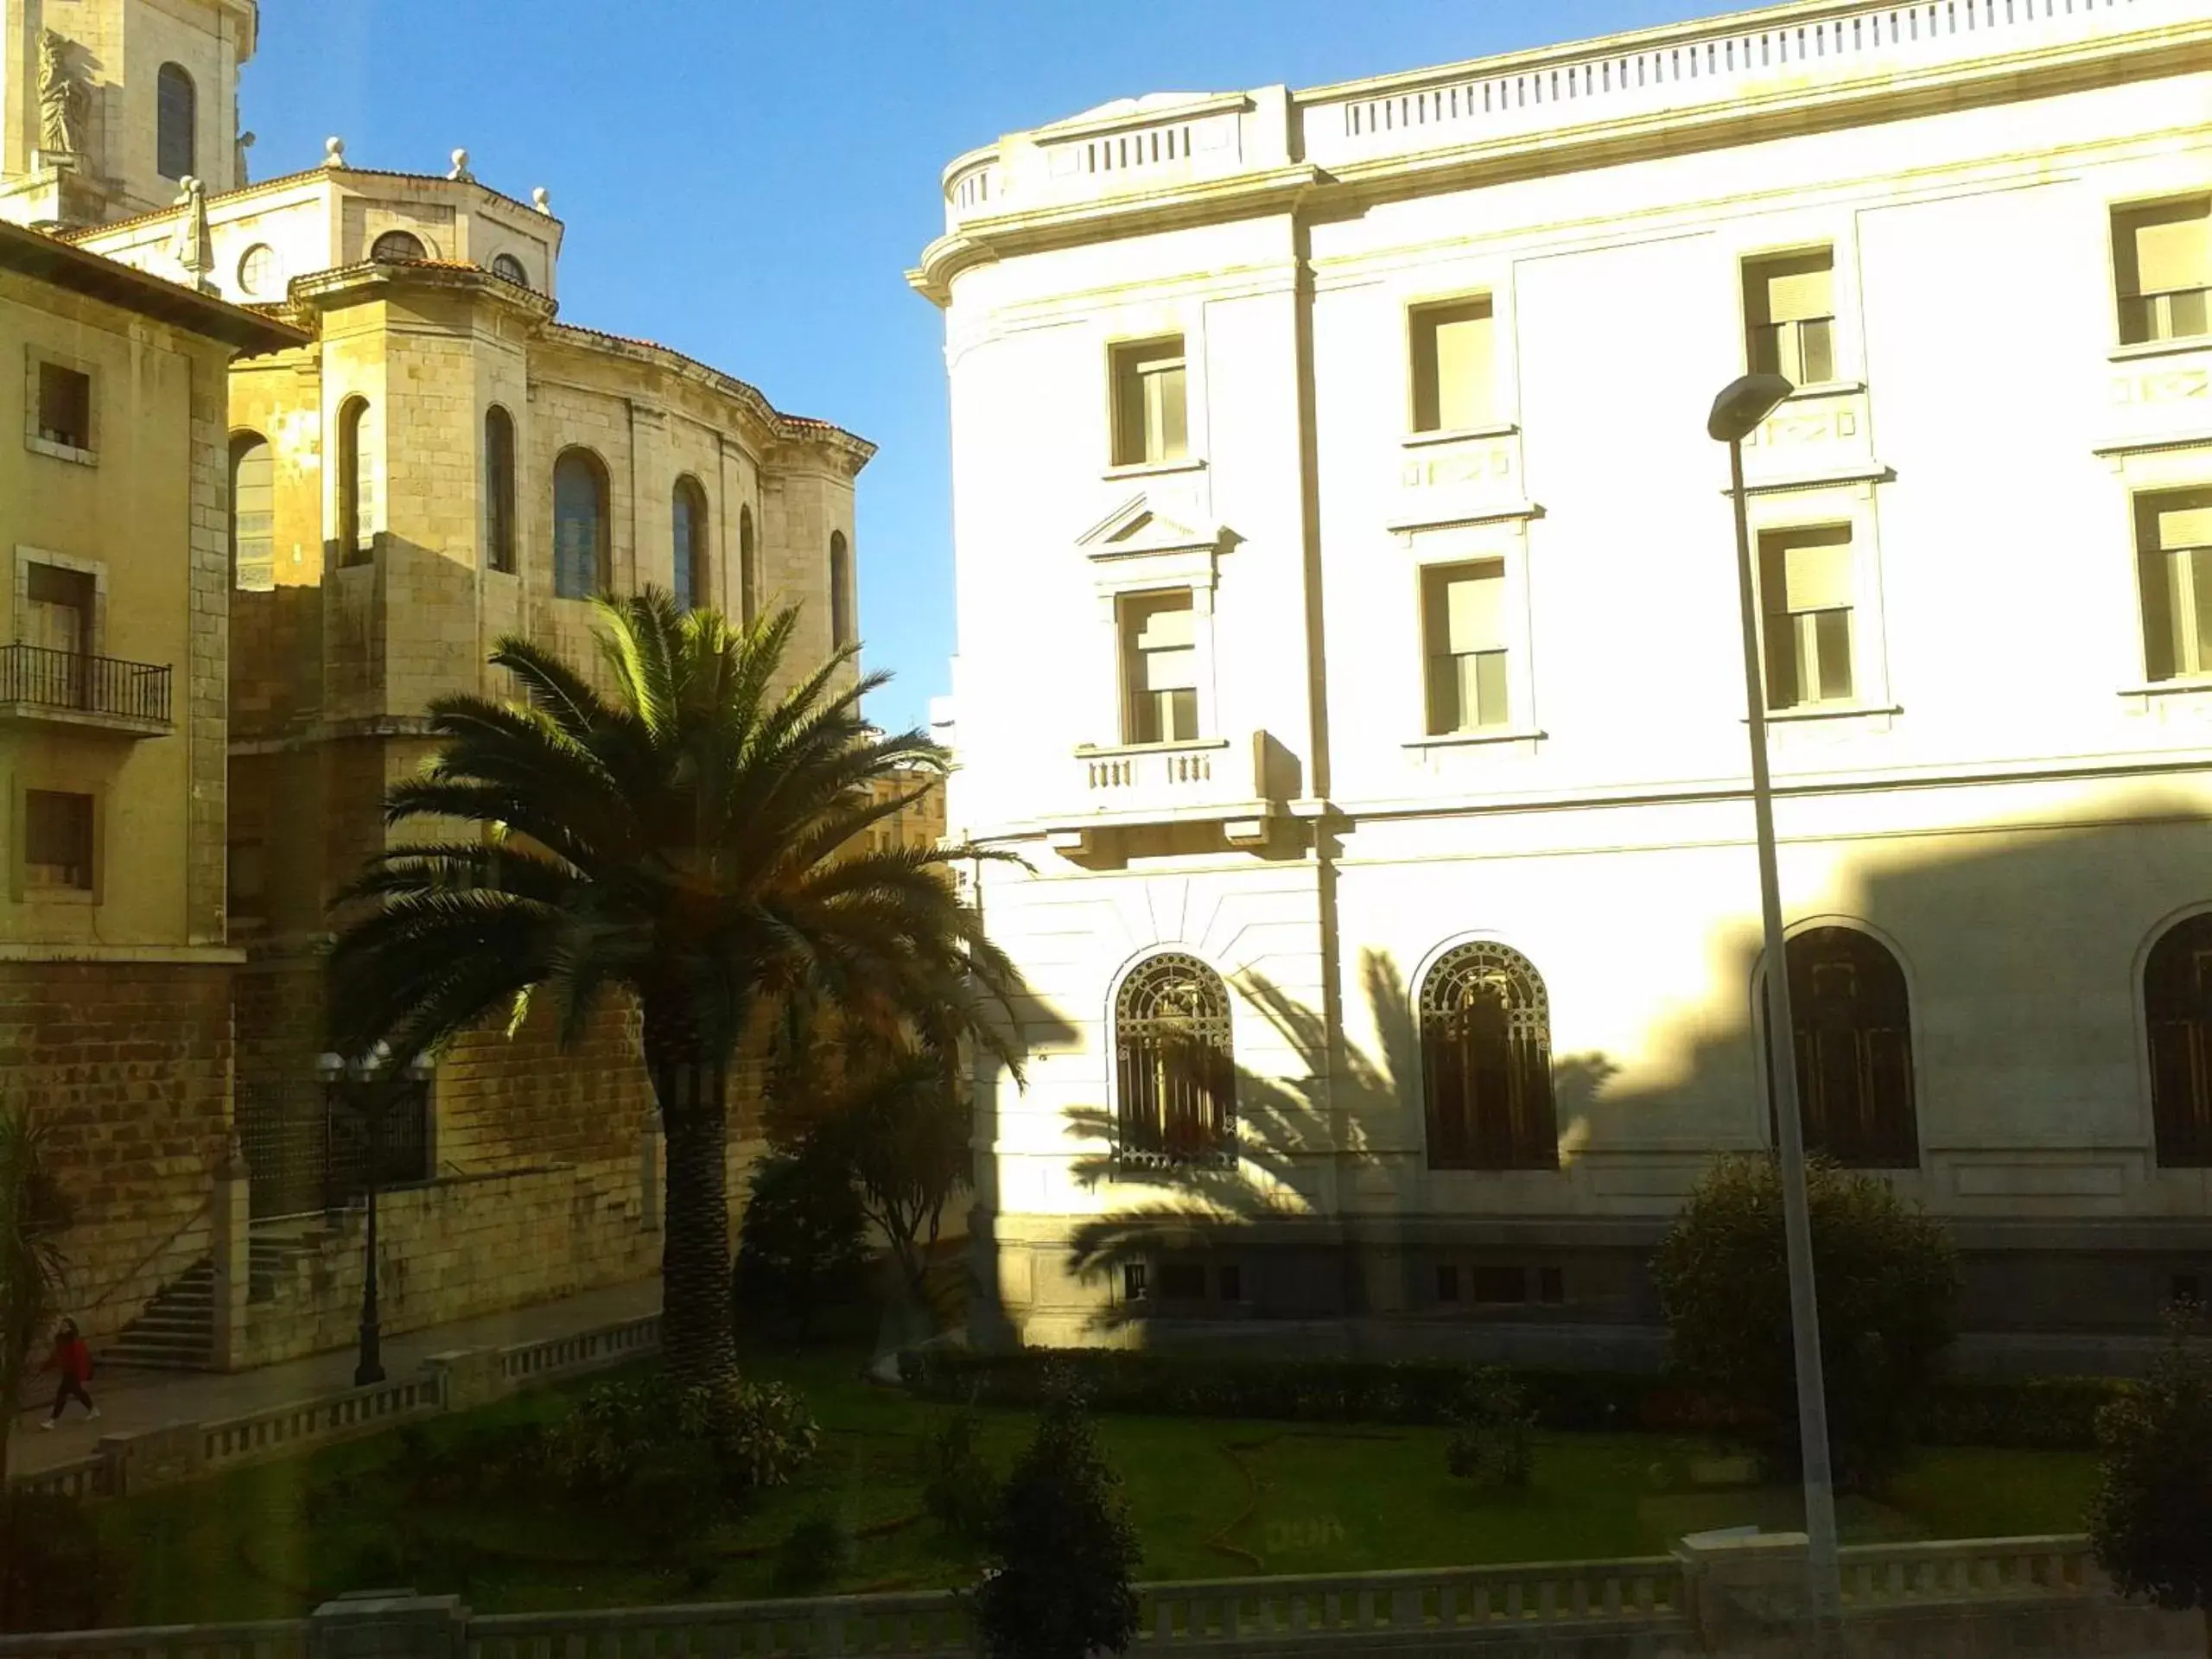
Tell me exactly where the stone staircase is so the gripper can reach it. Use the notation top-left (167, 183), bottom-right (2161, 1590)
top-left (102, 1225), bottom-right (331, 1371)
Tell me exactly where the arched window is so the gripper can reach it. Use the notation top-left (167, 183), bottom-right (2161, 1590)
top-left (552, 448), bottom-right (609, 599)
top-left (490, 253), bottom-right (530, 288)
top-left (335, 397), bottom-right (372, 564)
top-left (739, 505), bottom-right (757, 623)
top-left (830, 530), bottom-right (854, 647)
top-left (229, 432), bottom-right (273, 591)
top-left (157, 64), bottom-right (196, 181)
top-left (672, 478), bottom-right (708, 612)
top-left (1114, 953), bottom-right (1236, 1168)
top-left (1777, 927), bottom-right (1919, 1168)
top-left (370, 230), bottom-right (427, 264)
top-left (484, 406), bottom-right (516, 574)
top-left (1421, 942), bottom-right (1558, 1171)
top-left (2144, 912), bottom-right (2212, 1166)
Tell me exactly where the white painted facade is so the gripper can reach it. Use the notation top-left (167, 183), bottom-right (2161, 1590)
top-left (916, 0), bottom-right (2212, 1360)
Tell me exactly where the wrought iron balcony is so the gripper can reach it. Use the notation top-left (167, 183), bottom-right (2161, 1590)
top-left (0, 643), bottom-right (173, 734)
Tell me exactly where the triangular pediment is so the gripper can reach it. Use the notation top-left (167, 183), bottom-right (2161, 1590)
top-left (1076, 494), bottom-right (1226, 560)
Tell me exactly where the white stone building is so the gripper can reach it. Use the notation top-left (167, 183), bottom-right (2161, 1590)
top-left (914, 0), bottom-right (2212, 1366)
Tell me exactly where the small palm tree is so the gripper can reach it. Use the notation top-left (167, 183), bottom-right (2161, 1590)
top-left (328, 594), bottom-right (1020, 1389)
top-left (0, 1103), bottom-right (73, 1485)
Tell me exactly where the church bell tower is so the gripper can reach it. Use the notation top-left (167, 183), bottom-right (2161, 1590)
top-left (1, 0), bottom-right (255, 229)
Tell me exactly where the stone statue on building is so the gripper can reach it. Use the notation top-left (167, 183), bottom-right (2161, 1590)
top-left (170, 176), bottom-right (216, 293)
top-left (38, 29), bottom-right (89, 162)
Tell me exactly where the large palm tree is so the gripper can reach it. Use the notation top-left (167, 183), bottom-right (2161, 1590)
top-left (327, 594), bottom-right (1020, 1389)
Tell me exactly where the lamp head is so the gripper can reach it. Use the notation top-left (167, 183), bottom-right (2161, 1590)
top-left (314, 1052), bottom-right (345, 1083)
top-left (1707, 372), bottom-right (1796, 444)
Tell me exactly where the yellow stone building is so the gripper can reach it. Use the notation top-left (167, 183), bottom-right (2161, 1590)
top-left (1, 215), bottom-right (298, 1353)
top-left (918, 0), bottom-right (2212, 1367)
top-left (3, 0), bottom-right (874, 1366)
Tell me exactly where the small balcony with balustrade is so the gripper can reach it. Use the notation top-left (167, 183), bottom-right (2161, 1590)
top-left (0, 643), bottom-right (174, 738)
top-left (1046, 730), bottom-right (1294, 861)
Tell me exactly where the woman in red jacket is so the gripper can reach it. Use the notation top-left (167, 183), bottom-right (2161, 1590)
top-left (37, 1318), bottom-right (98, 1428)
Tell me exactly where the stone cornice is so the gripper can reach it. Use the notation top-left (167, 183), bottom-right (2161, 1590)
top-left (910, 10), bottom-right (2212, 308)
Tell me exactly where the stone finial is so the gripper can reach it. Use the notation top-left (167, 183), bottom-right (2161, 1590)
top-left (531, 187), bottom-right (552, 215)
top-left (324, 136), bottom-right (347, 169)
top-left (448, 148), bottom-right (474, 182)
top-left (170, 176), bottom-right (216, 293)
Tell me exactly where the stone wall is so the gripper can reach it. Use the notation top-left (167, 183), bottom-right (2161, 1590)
top-left (0, 959), bottom-right (232, 1345)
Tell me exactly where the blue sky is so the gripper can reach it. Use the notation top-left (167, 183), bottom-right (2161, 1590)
top-left (245, 0), bottom-right (1752, 734)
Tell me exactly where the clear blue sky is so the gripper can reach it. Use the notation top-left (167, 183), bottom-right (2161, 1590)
top-left (245, 0), bottom-right (1750, 734)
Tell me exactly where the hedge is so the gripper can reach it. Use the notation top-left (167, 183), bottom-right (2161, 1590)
top-left (898, 1346), bottom-right (2131, 1451)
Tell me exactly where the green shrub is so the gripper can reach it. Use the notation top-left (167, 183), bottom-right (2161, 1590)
top-left (1444, 1370), bottom-right (1535, 1492)
top-left (772, 1513), bottom-right (852, 1594)
top-left (972, 1395), bottom-right (1141, 1659)
top-left (0, 1491), bottom-right (120, 1633)
top-left (922, 1408), bottom-right (1002, 1542)
top-left (1920, 1376), bottom-right (2129, 1450)
top-left (2088, 1312), bottom-right (2212, 1631)
top-left (733, 1143), bottom-right (873, 1332)
top-left (1652, 1154), bottom-right (1959, 1488)
top-left (539, 1373), bottom-right (820, 1524)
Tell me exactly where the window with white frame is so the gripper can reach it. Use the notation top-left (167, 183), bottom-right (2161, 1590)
top-left (1120, 589), bottom-right (1200, 745)
top-left (2114, 197), bottom-right (2211, 347)
top-left (2137, 487), bottom-right (2212, 683)
top-left (1110, 337), bottom-right (1187, 467)
top-left (1409, 297), bottom-right (1496, 434)
top-left (1421, 560), bottom-right (1510, 734)
top-left (1745, 249), bottom-right (1836, 387)
top-left (1759, 524), bottom-right (1855, 709)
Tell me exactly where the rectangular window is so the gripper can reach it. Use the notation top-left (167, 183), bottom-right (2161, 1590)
top-left (2137, 488), bottom-right (2212, 683)
top-left (1409, 297), bottom-right (1496, 434)
top-left (1745, 250), bottom-right (1836, 386)
top-left (1110, 337), bottom-right (1187, 467)
top-left (36, 363), bottom-right (92, 451)
top-left (1422, 560), bottom-right (1510, 734)
top-left (1759, 525), bottom-right (1855, 709)
top-left (1122, 1262), bottom-right (1148, 1302)
top-left (1471, 1265), bottom-right (1529, 1306)
top-left (2115, 198), bottom-right (2212, 346)
top-left (24, 790), bottom-right (94, 891)
top-left (1120, 590), bottom-right (1200, 745)
top-left (1435, 1263), bottom-right (1461, 1304)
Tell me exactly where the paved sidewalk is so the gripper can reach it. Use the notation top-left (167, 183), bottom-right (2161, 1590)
top-left (7, 1277), bottom-right (660, 1479)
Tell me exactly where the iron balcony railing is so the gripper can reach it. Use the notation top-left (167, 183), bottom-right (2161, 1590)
top-left (0, 642), bottom-right (173, 726)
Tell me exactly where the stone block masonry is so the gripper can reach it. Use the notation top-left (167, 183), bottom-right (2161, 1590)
top-left (0, 959), bottom-right (232, 1346)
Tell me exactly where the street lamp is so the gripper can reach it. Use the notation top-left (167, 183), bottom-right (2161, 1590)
top-left (315, 1043), bottom-right (432, 1388)
top-left (1707, 371), bottom-right (1842, 1649)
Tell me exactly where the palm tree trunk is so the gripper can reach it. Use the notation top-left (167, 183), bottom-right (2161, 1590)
top-left (644, 998), bottom-right (740, 1392)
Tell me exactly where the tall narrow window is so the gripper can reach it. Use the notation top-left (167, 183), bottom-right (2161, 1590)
top-left (2136, 488), bottom-right (2212, 683)
top-left (1115, 953), bottom-right (1236, 1168)
top-left (2145, 912), bottom-right (2212, 1167)
top-left (157, 64), bottom-right (196, 181)
top-left (36, 363), bottom-right (91, 451)
top-left (552, 448), bottom-right (609, 599)
top-left (739, 505), bottom-right (757, 623)
top-left (1110, 337), bottom-right (1188, 467)
top-left (673, 478), bottom-right (708, 611)
top-left (23, 563), bottom-right (92, 707)
top-left (24, 791), bottom-right (95, 892)
top-left (2114, 198), bottom-right (2211, 346)
top-left (1745, 249), bottom-right (1836, 386)
top-left (230, 433), bottom-right (274, 591)
top-left (484, 407), bottom-right (516, 574)
top-left (829, 530), bottom-right (854, 646)
top-left (1421, 942), bottom-right (1558, 1172)
top-left (1120, 590), bottom-right (1199, 745)
top-left (1759, 524), bottom-right (1854, 709)
top-left (1409, 298), bottom-right (1496, 433)
top-left (1777, 927), bottom-right (1919, 1168)
top-left (335, 397), bottom-right (372, 565)
top-left (1422, 560), bottom-right (1509, 734)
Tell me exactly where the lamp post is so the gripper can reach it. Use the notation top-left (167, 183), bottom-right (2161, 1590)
top-left (1707, 371), bottom-right (1841, 1649)
top-left (315, 1043), bottom-right (432, 1389)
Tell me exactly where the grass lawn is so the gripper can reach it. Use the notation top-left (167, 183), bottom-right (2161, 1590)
top-left (97, 1342), bottom-right (2101, 1624)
